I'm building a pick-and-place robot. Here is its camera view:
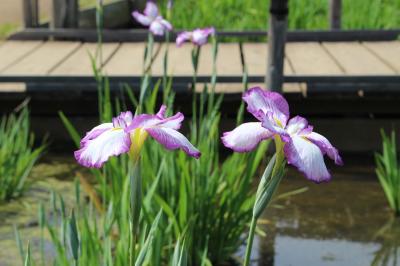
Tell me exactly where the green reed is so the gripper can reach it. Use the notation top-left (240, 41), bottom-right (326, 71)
top-left (16, 3), bottom-right (271, 263)
top-left (375, 130), bottom-right (400, 216)
top-left (0, 105), bottom-right (46, 202)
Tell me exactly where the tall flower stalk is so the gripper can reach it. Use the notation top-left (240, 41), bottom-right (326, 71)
top-left (176, 27), bottom-right (215, 143)
top-left (222, 87), bottom-right (343, 265)
top-left (132, 1), bottom-right (173, 108)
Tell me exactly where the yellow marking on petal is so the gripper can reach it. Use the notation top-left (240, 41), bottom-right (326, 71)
top-left (275, 118), bottom-right (283, 128)
top-left (111, 127), bottom-right (122, 131)
top-left (129, 128), bottom-right (148, 163)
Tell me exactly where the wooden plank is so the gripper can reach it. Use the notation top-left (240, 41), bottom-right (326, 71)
top-left (150, 43), bottom-right (243, 77)
top-left (152, 44), bottom-right (193, 76)
top-left (323, 42), bottom-right (396, 75)
top-left (363, 41), bottom-right (400, 74)
top-left (242, 43), bottom-right (302, 93)
top-left (50, 43), bottom-right (120, 76)
top-left (0, 41), bottom-right (43, 73)
top-left (103, 43), bottom-right (145, 76)
top-left (2, 42), bottom-right (81, 75)
top-left (197, 43), bottom-right (242, 76)
top-left (244, 43), bottom-right (293, 75)
top-left (286, 42), bottom-right (343, 75)
top-left (0, 83), bottom-right (26, 93)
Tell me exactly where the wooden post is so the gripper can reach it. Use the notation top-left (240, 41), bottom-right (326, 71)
top-left (329, 0), bottom-right (342, 30)
top-left (51, 0), bottom-right (79, 28)
top-left (266, 0), bottom-right (288, 92)
top-left (22, 0), bottom-right (39, 28)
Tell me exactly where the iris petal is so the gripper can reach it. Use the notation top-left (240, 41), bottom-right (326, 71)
top-left (75, 128), bottom-right (131, 168)
top-left (284, 135), bottom-right (331, 183)
top-left (243, 87), bottom-right (290, 125)
top-left (192, 27), bottom-right (214, 46)
top-left (150, 20), bottom-right (166, 36)
top-left (80, 123), bottom-right (113, 147)
top-left (157, 112), bottom-right (184, 130)
top-left (143, 1), bottom-right (159, 19)
top-left (132, 11), bottom-right (151, 26)
top-left (176, 32), bottom-right (192, 46)
top-left (146, 127), bottom-right (201, 158)
top-left (307, 132), bottom-right (343, 165)
top-left (221, 122), bottom-right (273, 152)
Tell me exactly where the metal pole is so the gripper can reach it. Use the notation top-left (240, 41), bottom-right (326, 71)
top-left (22, 0), bottom-right (39, 28)
top-left (66, 0), bottom-right (79, 28)
top-left (329, 0), bottom-right (342, 30)
top-left (266, 0), bottom-right (288, 92)
top-left (51, 0), bottom-right (78, 28)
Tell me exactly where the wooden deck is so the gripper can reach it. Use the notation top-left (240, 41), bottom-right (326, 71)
top-left (0, 40), bottom-right (399, 96)
top-left (0, 39), bottom-right (400, 152)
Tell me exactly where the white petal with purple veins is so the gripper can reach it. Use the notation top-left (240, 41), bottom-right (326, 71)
top-left (221, 122), bottom-right (273, 152)
top-left (192, 27), bottom-right (214, 46)
top-left (112, 111), bottom-right (133, 128)
top-left (75, 128), bottom-right (131, 168)
top-left (160, 19), bottom-right (172, 31)
top-left (146, 127), bottom-right (201, 158)
top-left (127, 114), bottom-right (160, 132)
top-left (284, 135), bottom-right (331, 183)
top-left (261, 112), bottom-right (288, 140)
top-left (306, 132), bottom-right (343, 165)
top-left (243, 87), bottom-right (290, 125)
top-left (156, 105), bottom-right (167, 118)
top-left (132, 11), bottom-right (151, 26)
top-left (191, 30), bottom-right (208, 46)
top-left (150, 20), bottom-right (166, 35)
top-left (80, 123), bottom-right (113, 147)
top-left (176, 32), bottom-right (192, 46)
top-left (144, 1), bottom-right (159, 19)
top-left (157, 112), bottom-right (184, 130)
top-left (286, 116), bottom-right (309, 135)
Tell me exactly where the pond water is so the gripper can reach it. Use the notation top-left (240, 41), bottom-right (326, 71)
top-left (0, 155), bottom-right (399, 266)
top-left (251, 164), bottom-right (400, 266)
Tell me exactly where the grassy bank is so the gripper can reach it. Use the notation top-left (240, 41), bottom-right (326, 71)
top-left (160, 0), bottom-right (400, 30)
top-left (0, 23), bottom-right (18, 39)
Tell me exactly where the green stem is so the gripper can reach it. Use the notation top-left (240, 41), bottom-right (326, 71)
top-left (243, 215), bottom-right (257, 266)
top-left (130, 223), bottom-right (136, 266)
top-left (272, 136), bottom-right (284, 176)
top-left (191, 46), bottom-right (200, 143)
top-left (129, 159), bottom-right (142, 266)
top-left (244, 139), bottom-right (286, 266)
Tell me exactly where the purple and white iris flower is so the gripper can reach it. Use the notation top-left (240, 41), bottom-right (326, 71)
top-left (132, 1), bottom-right (172, 36)
top-left (176, 27), bottom-right (215, 47)
top-left (75, 105), bottom-right (201, 168)
top-left (222, 87), bottom-right (343, 183)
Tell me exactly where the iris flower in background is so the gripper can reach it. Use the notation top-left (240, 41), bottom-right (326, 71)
top-left (167, 0), bottom-right (173, 10)
top-left (222, 87), bottom-right (343, 183)
top-left (132, 1), bottom-right (172, 36)
top-left (75, 105), bottom-right (200, 168)
top-left (176, 27), bottom-right (215, 47)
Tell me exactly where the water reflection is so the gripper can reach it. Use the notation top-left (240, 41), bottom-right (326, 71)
top-left (256, 167), bottom-right (400, 266)
top-left (372, 218), bottom-right (400, 266)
